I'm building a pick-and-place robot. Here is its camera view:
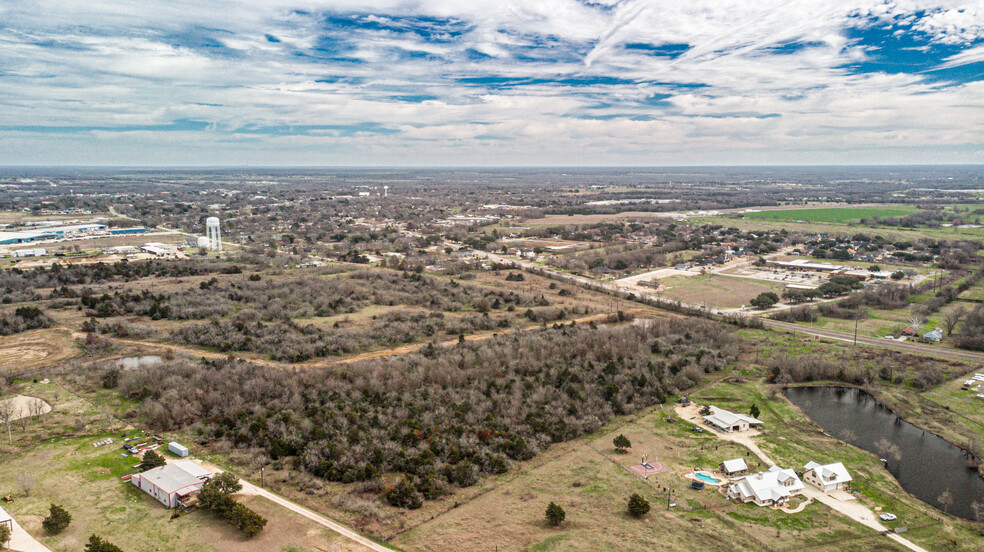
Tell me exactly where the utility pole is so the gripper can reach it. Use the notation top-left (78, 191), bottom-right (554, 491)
top-left (854, 308), bottom-right (860, 345)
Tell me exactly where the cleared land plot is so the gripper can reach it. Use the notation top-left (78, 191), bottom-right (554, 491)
top-left (0, 328), bottom-right (80, 375)
top-left (659, 275), bottom-right (784, 309)
top-left (0, 435), bottom-right (371, 552)
top-left (743, 206), bottom-right (923, 224)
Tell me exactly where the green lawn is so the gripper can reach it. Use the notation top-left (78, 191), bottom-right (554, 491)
top-left (744, 206), bottom-right (923, 224)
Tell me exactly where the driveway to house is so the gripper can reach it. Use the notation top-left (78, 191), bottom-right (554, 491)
top-left (6, 514), bottom-right (53, 552)
top-left (674, 403), bottom-right (930, 552)
top-left (237, 480), bottom-right (389, 552)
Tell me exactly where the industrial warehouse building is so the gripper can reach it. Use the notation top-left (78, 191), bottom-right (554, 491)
top-left (130, 460), bottom-right (212, 509)
top-left (0, 223), bottom-right (107, 245)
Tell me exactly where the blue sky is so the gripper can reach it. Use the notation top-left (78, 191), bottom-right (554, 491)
top-left (1, 0), bottom-right (983, 166)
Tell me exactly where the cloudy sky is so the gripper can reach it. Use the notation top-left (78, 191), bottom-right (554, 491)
top-left (1, 0), bottom-right (983, 166)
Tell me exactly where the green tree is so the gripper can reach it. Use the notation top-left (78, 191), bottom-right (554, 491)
top-left (386, 475), bottom-right (423, 509)
top-left (0, 524), bottom-right (11, 547)
top-left (545, 501), bottom-right (566, 526)
top-left (42, 503), bottom-right (72, 535)
top-left (613, 434), bottom-right (631, 454)
top-left (84, 535), bottom-right (124, 552)
top-left (750, 292), bottom-right (780, 310)
top-left (627, 493), bottom-right (651, 518)
top-left (140, 450), bottom-right (166, 470)
top-left (748, 404), bottom-right (761, 419)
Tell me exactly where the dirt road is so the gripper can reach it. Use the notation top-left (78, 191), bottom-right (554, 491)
top-left (237, 480), bottom-right (389, 552)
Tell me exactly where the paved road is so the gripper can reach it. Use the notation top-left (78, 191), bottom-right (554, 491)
top-left (473, 249), bottom-right (984, 365)
top-left (675, 404), bottom-right (930, 552)
top-left (764, 319), bottom-right (984, 363)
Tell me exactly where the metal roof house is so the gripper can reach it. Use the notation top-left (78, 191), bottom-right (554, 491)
top-left (923, 329), bottom-right (943, 342)
top-left (720, 458), bottom-right (749, 475)
top-left (728, 466), bottom-right (804, 507)
top-left (803, 461), bottom-right (853, 492)
top-left (703, 406), bottom-right (764, 433)
top-left (130, 460), bottom-right (211, 509)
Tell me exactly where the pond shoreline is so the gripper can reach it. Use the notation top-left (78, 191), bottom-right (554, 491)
top-left (782, 381), bottom-right (982, 465)
top-left (783, 384), bottom-right (984, 520)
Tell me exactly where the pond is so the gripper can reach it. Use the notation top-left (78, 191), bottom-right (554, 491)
top-left (783, 386), bottom-right (984, 519)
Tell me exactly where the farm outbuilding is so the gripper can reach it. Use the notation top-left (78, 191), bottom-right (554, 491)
top-left (168, 442), bottom-right (189, 457)
top-left (131, 460), bottom-right (211, 509)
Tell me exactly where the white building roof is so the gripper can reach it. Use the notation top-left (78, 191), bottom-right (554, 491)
top-left (804, 461), bottom-right (853, 486)
top-left (173, 460), bottom-right (211, 479)
top-left (0, 504), bottom-right (11, 524)
top-left (703, 406), bottom-right (764, 430)
top-left (721, 458), bottom-right (748, 473)
top-left (731, 466), bottom-right (804, 503)
top-left (138, 462), bottom-right (208, 494)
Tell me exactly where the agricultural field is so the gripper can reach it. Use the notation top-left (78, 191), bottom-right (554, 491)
top-left (743, 206), bottom-right (923, 224)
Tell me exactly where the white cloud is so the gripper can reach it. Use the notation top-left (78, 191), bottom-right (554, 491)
top-left (0, 0), bottom-right (981, 165)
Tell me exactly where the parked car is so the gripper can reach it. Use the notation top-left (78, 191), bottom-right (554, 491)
top-left (879, 513), bottom-right (897, 521)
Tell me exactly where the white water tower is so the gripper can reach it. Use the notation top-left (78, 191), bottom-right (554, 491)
top-left (205, 217), bottom-right (222, 252)
top-left (383, 185), bottom-right (389, 197)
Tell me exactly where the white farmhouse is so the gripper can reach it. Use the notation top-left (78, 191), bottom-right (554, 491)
top-left (728, 466), bottom-right (804, 507)
top-left (703, 406), bottom-right (764, 433)
top-left (803, 461), bottom-right (853, 492)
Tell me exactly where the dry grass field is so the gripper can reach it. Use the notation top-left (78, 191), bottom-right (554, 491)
top-left (394, 407), bottom-right (887, 552)
top-left (659, 275), bottom-right (784, 309)
top-left (0, 328), bottom-right (80, 375)
top-left (521, 212), bottom-right (671, 226)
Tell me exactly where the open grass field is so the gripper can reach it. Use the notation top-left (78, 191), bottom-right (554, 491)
top-left (659, 274), bottom-right (784, 309)
top-left (695, 215), bottom-right (984, 242)
top-left (743, 206), bottom-right (923, 224)
top-left (0, 328), bottom-right (80, 376)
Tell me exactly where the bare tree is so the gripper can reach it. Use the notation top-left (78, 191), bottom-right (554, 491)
top-left (874, 439), bottom-right (901, 463)
top-left (17, 473), bottom-right (35, 497)
top-left (943, 306), bottom-right (965, 336)
top-left (29, 398), bottom-right (46, 423)
top-left (972, 501), bottom-right (984, 535)
top-left (937, 488), bottom-right (954, 515)
top-left (0, 399), bottom-right (14, 445)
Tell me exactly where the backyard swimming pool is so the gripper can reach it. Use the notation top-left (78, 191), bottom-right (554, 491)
top-left (695, 472), bottom-right (721, 485)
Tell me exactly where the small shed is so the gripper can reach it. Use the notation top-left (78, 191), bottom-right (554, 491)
top-left (923, 329), bottom-right (943, 342)
top-left (168, 442), bottom-right (189, 457)
top-left (720, 458), bottom-right (749, 475)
